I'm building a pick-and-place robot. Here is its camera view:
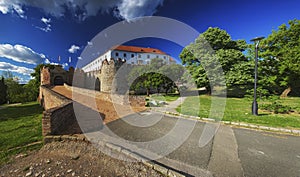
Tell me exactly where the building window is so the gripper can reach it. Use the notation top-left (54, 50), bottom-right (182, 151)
top-left (116, 52), bottom-right (119, 57)
top-left (147, 55), bottom-right (150, 59)
top-left (156, 55), bottom-right (159, 58)
top-left (124, 53), bottom-right (127, 57)
top-left (138, 54), bottom-right (141, 58)
top-left (131, 54), bottom-right (134, 58)
top-left (137, 60), bottom-right (143, 65)
top-left (131, 62), bottom-right (135, 64)
top-left (163, 56), bottom-right (166, 59)
top-left (146, 61), bottom-right (150, 65)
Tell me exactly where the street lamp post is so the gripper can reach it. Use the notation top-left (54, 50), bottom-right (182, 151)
top-left (250, 36), bottom-right (265, 116)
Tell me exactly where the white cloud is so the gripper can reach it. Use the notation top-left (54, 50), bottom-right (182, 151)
top-left (0, 2), bottom-right (25, 18)
top-left (0, 62), bottom-right (33, 75)
top-left (0, 44), bottom-right (48, 64)
top-left (41, 17), bottom-right (51, 24)
top-left (36, 17), bottom-right (52, 32)
top-left (116, 0), bottom-right (164, 20)
top-left (0, 0), bottom-right (164, 21)
top-left (44, 58), bottom-right (69, 69)
top-left (68, 45), bottom-right (80, 53)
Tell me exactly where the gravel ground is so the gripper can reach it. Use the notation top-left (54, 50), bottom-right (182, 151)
top-left (0, 141), bottom-right (164, 177)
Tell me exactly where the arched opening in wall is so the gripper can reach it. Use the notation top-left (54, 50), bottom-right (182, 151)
top-left (54, 76), bottom-right (64, 85)
top-left (95, 77), bottom-right (101, 91)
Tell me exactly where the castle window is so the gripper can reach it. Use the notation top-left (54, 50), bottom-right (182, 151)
top-left (147, 55), bottom-right (150, 59)
top-left (156, 55), bottom-right (159, 58)
top-left (131, 54), bottom-right (134, 58)
top-left (163, 56), bottom-right (166, 59)
top-left (137, 60), bottom-right (143, 65)
top-left (138, 54), bottom-right (141, 58)
top-left (116, 52), bottom-right (119, 57)
top-left (124, 53), bottom-right (127, 57)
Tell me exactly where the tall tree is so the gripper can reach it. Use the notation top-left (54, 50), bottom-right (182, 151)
top-left (4, 78), bottom-right (23, 103)
top-left (0, 77), bottom-right (7, 104)
top-left (180, 27), bottom-right (247, 94)
top-left (261, 19), bottom-right (300, 97)
top-left (128, 59), bottom-right (184, 95)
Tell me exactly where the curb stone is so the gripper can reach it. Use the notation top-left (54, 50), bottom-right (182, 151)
top-left (157, 110), bottom-right (300, 136)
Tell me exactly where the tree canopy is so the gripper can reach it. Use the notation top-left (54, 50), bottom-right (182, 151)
top-left (180, 20), bottom-right (300, 98)
top-left (180, 27), bottom-right (247, 94)
top-left (128, 58), bottom-right (184, 96)
top-left (261, 19), bottom-right (300, 96)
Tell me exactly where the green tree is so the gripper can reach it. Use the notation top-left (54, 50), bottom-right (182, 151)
top-left (0, 77), bottom-right (7, 104)
top-left (128, 59), bottom-right (184, 96)
top-left (159, 64), bottom-right (185, 94)
top-left (180, 27), bottom-right (247, 94)
top-left (261, 19), bottom-right (300, 97)
top-left (23, 79), bottom-right (39, 102)
top-left (4, 78), bottom-right (23, 103)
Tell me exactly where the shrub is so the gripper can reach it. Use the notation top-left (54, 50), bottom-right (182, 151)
top-left (261, 101), bottom-right (293, 114)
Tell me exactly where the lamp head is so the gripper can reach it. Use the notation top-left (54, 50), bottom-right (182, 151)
top-left (250, 36), bottom-right (265, 42)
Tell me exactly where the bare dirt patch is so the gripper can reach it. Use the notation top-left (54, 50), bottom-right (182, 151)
top-left (0, 141), bottom-right (163, 177)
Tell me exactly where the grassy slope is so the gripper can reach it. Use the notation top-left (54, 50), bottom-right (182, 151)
top-left (0, 102), bottom-right (43, 165)
top-left (177, 95), bottom-right (300, 129)
top-left (149, 94), bottom-right (180, 102)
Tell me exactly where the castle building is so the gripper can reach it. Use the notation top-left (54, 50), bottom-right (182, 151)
top-left (82, 45), bottom-right (175, 72)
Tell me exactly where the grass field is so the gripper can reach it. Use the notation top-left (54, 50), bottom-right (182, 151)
top-left (176, 95), bottom-right (300, 129)
top-left (149, 94), bottom-right (180, 102)
top-left (0, 102), bottom-right (43, 165)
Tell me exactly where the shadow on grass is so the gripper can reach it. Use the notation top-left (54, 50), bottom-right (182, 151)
top-left (0, 103), bottom-right (43, 122)
top-left (258, 113), bottom-right (270, 116)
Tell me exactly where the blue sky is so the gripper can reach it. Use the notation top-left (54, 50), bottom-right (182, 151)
top-left (0, 0), bottom-right (299, 83)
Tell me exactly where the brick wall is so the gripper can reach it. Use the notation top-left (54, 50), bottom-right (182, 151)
top-left (64, 83), bottom-right (145, 107)
top-left (42, 102), bottom-right (79, 135)
top-left (40, 85), bottom-right (71, 110)
top-left (42, 101), bottom-right (104, 136)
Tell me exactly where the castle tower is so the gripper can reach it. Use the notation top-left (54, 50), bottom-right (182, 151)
top-left (100, 59), bottom-right (116, 92)
top-left (41, 66), bottom-right (51, 86)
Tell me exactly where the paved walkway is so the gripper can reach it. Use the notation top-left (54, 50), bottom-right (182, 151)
top-left (150, 96), bottom-right (186, 113)
top-left (51, 86), bottom-right (145, 124)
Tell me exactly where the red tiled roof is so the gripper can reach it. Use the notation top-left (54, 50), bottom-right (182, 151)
top-left (112, 45), bottom-right (167, 55)
top-left (169, 57), bottom-right (175, 62)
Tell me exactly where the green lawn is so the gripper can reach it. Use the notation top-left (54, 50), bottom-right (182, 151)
top-left (0, 102), bottom-right (43, 165)
top-left (176, 95), bottom-right (300, 129)
top-left (149, 94), bottom-right (180, 102)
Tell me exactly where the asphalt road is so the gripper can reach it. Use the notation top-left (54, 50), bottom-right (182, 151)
top-left (106, 112), bottom-right (213, 176)
top-left (104, 112), bottom-right (300, 177)
top-left (234, 128), bottom-right (300, 177)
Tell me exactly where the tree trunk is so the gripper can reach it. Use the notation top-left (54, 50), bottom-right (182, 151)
top-left (146, 88), bottom-right (150, 96)
top-left (206, 86), bottom-right (212, 95)
top-left (280, 86), bottom-right (291, 98)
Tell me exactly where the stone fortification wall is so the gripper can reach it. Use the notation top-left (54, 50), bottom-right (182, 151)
top-left (100, 59), bottom-right (116, 92)
top-left (41, 86), bottom-right (102, 136)
top-left (42, 101), bottom-right (102, 136)
top-left (64, 83), bottom-right (145, 107)
top-left (39, 85), bottom-right (71, 110)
